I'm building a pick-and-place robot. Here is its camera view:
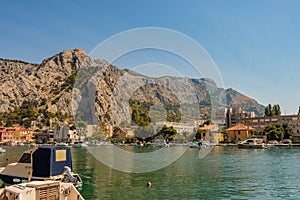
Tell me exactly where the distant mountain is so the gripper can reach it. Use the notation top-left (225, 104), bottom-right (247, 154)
top-left (0, 48), bottom-right (264, 128)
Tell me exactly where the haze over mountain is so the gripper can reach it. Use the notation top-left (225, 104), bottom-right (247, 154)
top-left (0, 48), bottom-right (264, 128)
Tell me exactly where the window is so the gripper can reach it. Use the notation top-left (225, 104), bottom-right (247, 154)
top-left (19, 153), bottom-right (31, 163)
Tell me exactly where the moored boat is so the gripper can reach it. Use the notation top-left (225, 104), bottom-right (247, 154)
top-left (0, 180), bottom-right (84, 200)
top-left (190, 140), bottom-right (214, 148)
top-left (71, 141), bottom-right (86, 148)
top-left (0, 147), bottom-right (6, 153)
top-left (238, 138), bottom-right (265, 149)
top-left (0, 146), bottom-right (82, 187)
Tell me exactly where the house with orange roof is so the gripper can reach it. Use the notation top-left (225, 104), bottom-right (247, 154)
top-left (0, 127), bottom-right (14, 143)
top-left (14, 127), bottom-right (34, 143)
top-left (197, 124), bottom-right (223, 144)
top-left (0, 127), bottom-right (33, 144)
top-left (226, 123), bottom-right (255, 142)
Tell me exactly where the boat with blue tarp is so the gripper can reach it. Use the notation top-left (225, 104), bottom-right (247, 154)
top-left (0, 146), bottom-right (82, 187)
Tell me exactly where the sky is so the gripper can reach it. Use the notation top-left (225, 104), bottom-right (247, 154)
top-left (1, 0), bottom-right (300, 114)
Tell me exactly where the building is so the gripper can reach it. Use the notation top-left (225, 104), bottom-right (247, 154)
top-left (197, 124), bottom-right (223, 144)
top-left (54, 126), bottom-right (69, 141)
top-left (112, 127), bottom-right (129, 140)
top-left (213, 107), bottom-right (227, 128)
top-left (14, 127), bottom-right (33, 143)
top-left (226, 107), bottom-right (256, 128)
top-left (53, 126), bottom-right (81, 143)
top-left (0, 127), bottom-right (33, 143)
top-left (0, 128), bottom-right (14, 143)
top-left (156, 122), bottom-right (196, 133)
top-left (226, 123), bottom-right (255, 142)
top-left (238, 114), bottom-right (300, 142)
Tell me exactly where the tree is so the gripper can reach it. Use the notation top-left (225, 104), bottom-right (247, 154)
top-left (5, 119), bottom-right (13, 127)
top-left (264, 124), bottom-right (284, 142)
top-left (273, 104), bottom-right (281, 116)
top-left (157, 125), bottom-right (177, 144)
top-left (265, 104), bottom-right (272, 117)
top-left (195, 130), bottom-right (201, 140)
top-left (220, 128), bottom-right (227, 142)
top-left (282, 123), bottom-right (291, 139)
top-left (203, 119), bottom-right (211, 126)
top-left (265, 104), bottom-right (281, 117)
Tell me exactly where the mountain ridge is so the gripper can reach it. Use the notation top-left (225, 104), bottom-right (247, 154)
top-left (0, 48), bottom-right (264, 128)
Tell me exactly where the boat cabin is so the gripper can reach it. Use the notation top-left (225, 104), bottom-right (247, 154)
top-left (0, 146), bottom-right (81, 187)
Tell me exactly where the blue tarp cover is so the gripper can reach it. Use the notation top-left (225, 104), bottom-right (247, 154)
top-left (32, 146), bottom-right (73, 177)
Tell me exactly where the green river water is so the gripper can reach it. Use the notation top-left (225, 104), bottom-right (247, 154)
top-left (1, 146), bottom-right (300, 200)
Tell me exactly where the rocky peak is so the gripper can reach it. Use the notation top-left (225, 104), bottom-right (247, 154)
top-left (38, 48), bottom-right (93, 76)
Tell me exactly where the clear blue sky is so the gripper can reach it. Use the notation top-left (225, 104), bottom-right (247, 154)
top-left (1, 0), bottom-right (300, 114)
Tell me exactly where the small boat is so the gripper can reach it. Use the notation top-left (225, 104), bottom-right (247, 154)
top-left (0, 146), bottom-right (82, 187)
top-left (0, 147), bottom-right (6, 153)
top-left (0, 180), bottom-right (84, 200)
top-left (55, 142), bottom-right (69, 147)
top-left (189, 142), bottom-right (202, 148)
top-left (189, 140), bottom-right (214, 148)
top-left (71, 141), bottom-right (86, 148)
top-left (238, 138), bottom-right (265, 149)
top-left (152, 139), bottom-right (169, 147)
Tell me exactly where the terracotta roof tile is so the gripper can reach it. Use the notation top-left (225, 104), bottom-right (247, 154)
top-left (226, 123), bottom-right (254, 131)
top-left (198, 124), bottom-right (218, 131)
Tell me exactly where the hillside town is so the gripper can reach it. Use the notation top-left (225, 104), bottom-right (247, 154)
top-left (1, 104), bottom-right (298, 146)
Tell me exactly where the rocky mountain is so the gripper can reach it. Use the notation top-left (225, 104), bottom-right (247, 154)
top-left (0, 48), bottom-right (264, 128)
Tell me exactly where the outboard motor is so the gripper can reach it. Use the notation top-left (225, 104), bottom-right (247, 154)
top-left (62, 166), bottom-right (83, 187)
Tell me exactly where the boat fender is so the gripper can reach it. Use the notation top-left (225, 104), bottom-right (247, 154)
top-left (13, 178), bottom-right (21, 183)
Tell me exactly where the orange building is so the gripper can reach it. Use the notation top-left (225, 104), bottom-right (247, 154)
top-left (226, 123), bottom-right (254, 142)
top-left (0, 127), bottom-right (33, 143)
top-left (0, 127), bottom-right (14, 143)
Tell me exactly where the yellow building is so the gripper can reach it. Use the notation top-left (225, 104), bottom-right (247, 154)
top-left (226, 123), bottom-right (254, 142)
top-left (13, 127), bottom-right (34, 143)
top-left (0, 127), bottom-right (33, 144)
top-left (197, 124), bottom-right (223, 144)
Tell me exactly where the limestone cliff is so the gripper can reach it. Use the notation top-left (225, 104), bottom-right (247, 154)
top-left (0, 48), bottom-right (264, 128)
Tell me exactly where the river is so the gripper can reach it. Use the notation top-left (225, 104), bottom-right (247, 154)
top-left (1, 146), bottom-right (300, 200)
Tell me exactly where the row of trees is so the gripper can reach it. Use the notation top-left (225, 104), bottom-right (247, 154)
top-left (265, 104), bottom-right (281, 117)
top-left (111, 125), bottom-right (178, 144)
top-left (264, 123), bottom-right (291, 141)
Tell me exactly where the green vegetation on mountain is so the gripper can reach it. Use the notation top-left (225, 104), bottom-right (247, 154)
top-left (129, 99), bottom-right (153, 126)
top-left (0, 101), bottom-right (37, 128)
top-left (129, 99), bottom-right (182, 126)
